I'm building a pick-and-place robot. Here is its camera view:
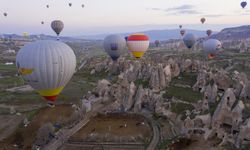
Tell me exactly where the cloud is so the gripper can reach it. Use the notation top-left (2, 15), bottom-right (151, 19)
top-left (148, 4), bottom-right (202, 15)
top-left (177, 10), bottom-right (202, 15)
top-left (150, 8), bottom-right (161, 11)
top-left (165, 5), bottom-right (194, 12)
top-left (204, 14), bottom-right (226, 17)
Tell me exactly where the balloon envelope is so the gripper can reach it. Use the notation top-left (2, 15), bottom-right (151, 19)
top-left (127, 34), bottom-right (150, 59)
top-left (103, 35), bottom-right (126, 61)
top-left (201, 18), bottom-right (206, 24)
top-left (16, 40), bottom-right (76, 102)
top-left (124, 36), bottom-right (128, 42)
top-left (203, 39), bottom-right (222, 59)
top-left (241, 1), bottom-right (247, 8)
top-left (3, 13), bottom-right (7, 17)
top-left (206, 30), bottom-right (212, 36)
top-left (51, 20), bottom-right (64, 36)
top-left (183, 33), bottom-right (197, 49)
top-left (23, 32), bottom-right (29, 38)
top-left (180, 29), bottom-right (186, 36)
top-left (155, 40), bottom-right (160, 47)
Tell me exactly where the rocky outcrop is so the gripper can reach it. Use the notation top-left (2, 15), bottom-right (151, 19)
top-left (236, 119), bottom-right (250, 148)
top-left (212, 88), bottom-right (236, 128)
top-left (240, 81), bottom-right (250, 99)
top-left (134, 85), bottom-right (144, 113)
top-left (203, 83), bottom-right (218, 103)
top-left (193, 69), bottom-right (208, 91)
top-left (213, 70), bottom-right (232, 91)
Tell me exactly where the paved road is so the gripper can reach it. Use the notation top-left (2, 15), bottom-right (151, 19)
top-left (143, 115), bottom-right (160, 150)
top-left (43, 106), bottom-right (161, 150)
top-left (61, 142), bottom-right (145, 150)
top-left (43, 102), bottom-right (109, 150)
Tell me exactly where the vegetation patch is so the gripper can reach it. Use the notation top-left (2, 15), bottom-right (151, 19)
top-left (208, 101), bottom-right (220, 116)
top-left (171, 102), bottom-right (195, 115)
top-left (0, 63), bottom-right (17, 76)
top-left (171, 72), bottom-right (197, 87)
top-left (0, 76), bottom-right (24, 89)
top-left (163, 86), bottom-right (203, 103)
top-left (0, 91), bottom-right (42, 105)
top-left (25, 109), bottom-right (39, 121)
top-left (134, 78), bottom-right (150, 88)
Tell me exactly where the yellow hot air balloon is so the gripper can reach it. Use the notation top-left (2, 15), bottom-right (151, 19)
top-left (16, 40), bottom-right (76, 105)
top-left (23, 32), bottom-right (29, 39)
top-left (127, 34), bottom-right (149, 59)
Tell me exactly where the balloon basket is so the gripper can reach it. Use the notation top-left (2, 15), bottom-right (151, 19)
top-left (47, 102), bottom-right (55, 108)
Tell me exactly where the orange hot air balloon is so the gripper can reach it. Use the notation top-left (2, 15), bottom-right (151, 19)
top-left (208, 53), bottom-right (216, 59)
top-left (127, 34), bottom-right (149, 59)
top-left (201, 18), bottom-right (206, 24)
top-left (180, 29), bottom-right (186, 36)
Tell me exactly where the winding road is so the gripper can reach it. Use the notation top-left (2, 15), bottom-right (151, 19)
top-left (142, 114), bottom-right (161, 150)
top-left (43, 105), bottom-right (161, 150)
top-left (43, 101), bottom-right (108, 150)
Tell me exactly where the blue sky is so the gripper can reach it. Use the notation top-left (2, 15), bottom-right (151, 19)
top-left (0, 0), bottom-right (249, 36)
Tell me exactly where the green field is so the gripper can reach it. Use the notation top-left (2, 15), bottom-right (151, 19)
top-left (171, 102), bottom-right (195, 115)
top-left (0, 76), bottom-right (24, 89)
top-left (134, 78), bottom-right (150, 88)
top-left (0, 62), bottom-right (109, 106)
top-left (163, 86), bottom-right (203, 103)
top-left (171, 72), bottom-right (197, 87)
top-left (0, 63), bottom-right (17, 76)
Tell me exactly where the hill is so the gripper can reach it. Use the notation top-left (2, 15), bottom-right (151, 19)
top-left (212, 25), bottom-right (250, 40)
top-left (78, 29), bottom-right (208, 41)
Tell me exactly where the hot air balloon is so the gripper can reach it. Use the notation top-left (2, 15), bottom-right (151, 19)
top-left (69, 3), bottom-right (72, 7)
top-left (51, 20), bottom-right (64, 36)
top-left (183, 33), bottom-right (197, 49)
top-left (241, 1), bottom-right (247, 8)
top-left (179, 25), bottom-right (183, 29)
top-left (125, 36), bottom-right (128, 42)
top-left (180, 29), bottom-right (186, 37)
top-left (46, 5), bottom-right (49, 8)
top-left (3, 13), bottom-right (7, 17)
top-left (155, 40), bottom-right (160, 47)
top-left (203, 39), bottom-right (222, 59)
top-left (127, 34), bottom-right (149, 59)
top-left (41, 21), bottom-right (44, 25)
top-left (103, 35), bottom-right (126, 61)
top-left (82, 4), bottom-right (85, 8)
top-left (23, 32), bottom-right (29, 39)
top-left (206, 30), bottom-right (212, 37)
top-left (16, 40), bottom-right (76, 105)
top-left (200, 18), bottom-right (206, 24)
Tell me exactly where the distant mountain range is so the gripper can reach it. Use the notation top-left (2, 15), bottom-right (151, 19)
top-left (0, 34), bottom-right (82, 42)
top-left (212, 25), bottom-right (250, 40)
top-left (1, 25), bottom-right (250, 42)
top-left (78, 29), bottom-right (210, 41)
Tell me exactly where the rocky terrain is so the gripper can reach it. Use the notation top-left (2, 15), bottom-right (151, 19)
top-left (76, 54), bottom-right (250, 149)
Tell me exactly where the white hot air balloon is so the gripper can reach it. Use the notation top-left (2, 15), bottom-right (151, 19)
top-left (203, 39), bottom-right (222, 59)
top-left (16, 40), bottom-right (76, 105)
top-left (103, 34), bottom-right (126, 61)
top-left (183, 33), bottom-right (197, 49)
